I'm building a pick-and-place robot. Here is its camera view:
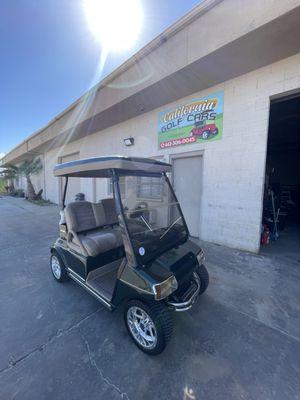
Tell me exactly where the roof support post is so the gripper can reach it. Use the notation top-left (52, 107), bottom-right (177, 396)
top-left (62, 176), bottom-right (68, 209)
top-left (111, 169), bottom-right (137, 267)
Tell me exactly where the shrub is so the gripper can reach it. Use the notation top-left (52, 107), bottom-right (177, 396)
top-left (11, 189), bottom-right (25, 197)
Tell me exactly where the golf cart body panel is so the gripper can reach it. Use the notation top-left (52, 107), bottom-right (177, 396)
top-left (50, 156), bottom-right (208, 353)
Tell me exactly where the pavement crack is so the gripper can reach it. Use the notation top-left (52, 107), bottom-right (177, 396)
top-left (81, 333), bottom-right (130, 400)
top-left (0, 308), bottom-right (102, 375)
top-left (224, 303), bottom-right (300, 343)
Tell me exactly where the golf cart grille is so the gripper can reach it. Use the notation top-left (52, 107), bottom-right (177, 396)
top-left (171, 252), bottom-right (197, 282)
top-left (180, 279), bottom-right (198, 302)
top-left (173, 274), bottom-right (196, 300)
top-left (170, 252), bottom-right (197, 300)
top-left (167, 272), bottom-right (200, 311)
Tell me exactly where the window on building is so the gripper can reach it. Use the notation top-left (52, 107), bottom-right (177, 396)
top-left (108, 156), bottom-right (165, 200)
top-left (136, 176), bottom-right (163, 200)
top-left (108, 176), bottom-right (126, 196)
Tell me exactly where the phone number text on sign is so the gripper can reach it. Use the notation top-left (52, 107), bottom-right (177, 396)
top-left (159, 136), bottom-right (196, 149)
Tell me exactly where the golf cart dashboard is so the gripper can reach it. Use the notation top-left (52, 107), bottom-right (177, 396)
top-left (129, 223), bottom-right (188, 265)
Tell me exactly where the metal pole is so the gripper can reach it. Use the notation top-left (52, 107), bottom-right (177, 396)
top-left (62, 176), bottom-right (68, 209)
top-left (111, 170), bottom-right (137, 267)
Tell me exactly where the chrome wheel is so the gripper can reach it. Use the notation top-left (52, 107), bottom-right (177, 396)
top-left (127, 306), bottom-right (157, 350)
top-left (51, 255), bottom-right (61, 280)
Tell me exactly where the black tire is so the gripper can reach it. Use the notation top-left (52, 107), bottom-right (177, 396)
top-left (196, 264), bottom-right (209, 295)
top-left (202, 130), bottom-right (210, 139)
top-left (50, 252), bottom-right (69, 283)
top-left (124, 299), bottom-right (173, 355)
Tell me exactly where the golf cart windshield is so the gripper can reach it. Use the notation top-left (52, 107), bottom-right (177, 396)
top-left (118, 173), bottom-right (188, 264)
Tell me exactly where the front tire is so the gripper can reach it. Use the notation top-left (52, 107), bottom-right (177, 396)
top-left (124, 300), bottom-right (173, 355)
top-left (50, 252), bottom-right (69, 282)
top-left (202, 131), bottom-right (209, 139)
top-left (196, 264), bottom-right (209, 294)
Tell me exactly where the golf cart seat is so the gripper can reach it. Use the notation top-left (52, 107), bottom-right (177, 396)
top-left (64, 199), bottom-right (123, 257)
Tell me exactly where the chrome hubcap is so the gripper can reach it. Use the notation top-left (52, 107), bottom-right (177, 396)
top-left (127, 306), bottom-right (157, 350)
top-left (51, 255), bottom-right (61, 279)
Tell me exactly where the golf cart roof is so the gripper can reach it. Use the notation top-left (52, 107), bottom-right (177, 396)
top-left (54, 156), bottom-right (172, 178)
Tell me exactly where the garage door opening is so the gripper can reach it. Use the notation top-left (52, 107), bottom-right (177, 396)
top-left (261, 94), bottom-right (300, 259)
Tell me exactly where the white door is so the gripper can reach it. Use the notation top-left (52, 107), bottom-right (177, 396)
top-left (60, 153), bottom-right (80, 205)
top-left (172, 155), bottom-right (202, 237)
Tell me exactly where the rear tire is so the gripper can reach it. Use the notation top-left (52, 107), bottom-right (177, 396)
top-left (50, 252), bottom-right (69, 283)
top-left (196, 264), bottom-right (209, 295)
top-left (124, 299), bottom-right (173, 355)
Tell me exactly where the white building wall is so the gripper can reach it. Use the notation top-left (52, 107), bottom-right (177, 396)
top-left (44, 140), bottom-right (83, 203)
top-left (15, 176), bottom-right (26, 192)
top-left (43, 53), bottom-right (300, 252)
top-left (30, 168), bottom-right (44, 196)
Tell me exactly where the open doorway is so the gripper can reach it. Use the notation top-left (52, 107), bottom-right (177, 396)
top-left (261, 94), bottom-right (300, 259)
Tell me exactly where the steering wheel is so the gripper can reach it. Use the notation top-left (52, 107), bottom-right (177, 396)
top-left (129, 201), bottom-right (149, 219)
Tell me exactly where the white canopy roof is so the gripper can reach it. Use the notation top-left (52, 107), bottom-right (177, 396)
top-left (53, 156), bottom-right (172, 178)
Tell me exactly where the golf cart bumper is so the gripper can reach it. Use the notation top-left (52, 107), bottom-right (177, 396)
top-left (166, 272), bottom-right (200, 312)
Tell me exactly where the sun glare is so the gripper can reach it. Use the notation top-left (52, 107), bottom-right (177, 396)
top-left (83, 0), bottom-right (143, 53)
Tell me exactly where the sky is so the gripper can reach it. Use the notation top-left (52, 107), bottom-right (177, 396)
top-left (0, 0), bottom-right (201, 156)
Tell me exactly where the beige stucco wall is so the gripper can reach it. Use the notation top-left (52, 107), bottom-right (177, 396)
top-left (43, 53), bottom-right (300, 252)
top-left (80, 0), bottom-right (300, 123)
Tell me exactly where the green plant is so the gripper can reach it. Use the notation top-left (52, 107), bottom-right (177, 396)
top-left (1, 164), bottom-right (18, 192)
top-left (17, 158), bottom-right (43, 200)
top-left (11, 188), bottom-right (25, 197)
top-left (0, 178), bottom-right (6, 193)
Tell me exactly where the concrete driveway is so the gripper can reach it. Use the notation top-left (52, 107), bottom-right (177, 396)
top-left (0, 196), bottom-right (299, 400)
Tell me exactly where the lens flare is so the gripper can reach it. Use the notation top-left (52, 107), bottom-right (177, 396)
top-left (83, 0), bottom-right (143, 53)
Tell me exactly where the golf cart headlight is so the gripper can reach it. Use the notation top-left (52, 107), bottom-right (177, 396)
top-left (153, 275), bottom-right (178, 300)
top-left (196, 249), bottom-right (205, 266)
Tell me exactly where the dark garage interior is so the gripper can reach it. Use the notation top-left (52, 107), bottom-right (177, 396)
top-left (261, 94), bottom-right (300, 258)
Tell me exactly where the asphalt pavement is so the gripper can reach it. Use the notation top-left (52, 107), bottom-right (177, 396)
top-left (0, 196), bottom-right (299, 400)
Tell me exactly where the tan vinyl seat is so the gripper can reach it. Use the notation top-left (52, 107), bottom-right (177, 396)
top-left (80, 229), bottom-right (122, 256)
top-left (64, 200), bottom-right (122, 257)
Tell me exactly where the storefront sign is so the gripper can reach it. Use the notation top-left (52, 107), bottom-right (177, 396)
top-left (158, 91), bottom-right (224, 149)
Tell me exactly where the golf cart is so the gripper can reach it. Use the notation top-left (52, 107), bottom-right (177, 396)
top-left (190, 120), bottom-right (218, 140)
top-left (50, 156), bottom-right (209, 354)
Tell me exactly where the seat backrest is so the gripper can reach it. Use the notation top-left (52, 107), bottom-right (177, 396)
top-left (65, 199), bottom-right (119, 233)
top-left (65, 201), bottom-right (97, 233)
top-left (92, 202), bottom-right (106, 227)
top-left (102, 198), bottom-right (119, 225)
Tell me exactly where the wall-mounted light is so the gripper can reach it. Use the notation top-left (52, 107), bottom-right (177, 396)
top-left (124, 137), bottom-right (134, 146)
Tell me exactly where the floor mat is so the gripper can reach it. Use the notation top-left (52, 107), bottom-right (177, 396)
top-left (86, 261), bottom-right (120, 300)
